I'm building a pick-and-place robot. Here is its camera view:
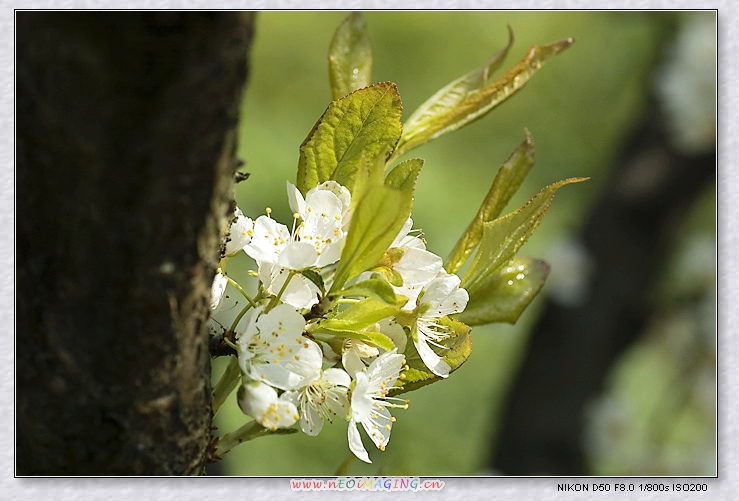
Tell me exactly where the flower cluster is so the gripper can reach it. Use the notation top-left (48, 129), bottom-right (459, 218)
top-left (210, 180), bottom-right (468, 462)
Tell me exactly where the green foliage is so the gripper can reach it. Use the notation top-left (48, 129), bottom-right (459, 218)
top-left (329, 278), bottom-right (404, 306)
top-left (445, 130), bottom-right (535, 274)
top-left (328, 12), bottom-right (373, 100)
top-left (330, 185), bottom-right (407, 293)
top-left (311, 297), bottom-right (400, 352)
top-left (461, 177), bottom-right (587, 295)
top-left (395, 31), bottom-right (573, 157)
top-left (455, 256), bottom-right (550, 325)
top-left (390, 317), bottom-right (472, 395)
top-left (221, 10), bottom-right (671, 476)
top-left (301, 268), bottom-right (326, 295)
top-left (296, 82), bottom-right (402, 195)
top-left (215, 11), bottom-right (593, 475)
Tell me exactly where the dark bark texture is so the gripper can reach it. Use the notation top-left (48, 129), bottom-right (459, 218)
top-left (17, 12), bottom-right (255, 475)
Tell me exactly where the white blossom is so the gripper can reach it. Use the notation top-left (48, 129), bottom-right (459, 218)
top-left (257, 263), bottom-right (321, 310)
top-left (348, 349), bottom-right (408, 463)
top-left (244, 182), bottom-right (351, 309)
top-left (289, 180), bottom-right (352, 231)
top-left (283, 368), bottom-right (351, 436)
top-left (341, 319), bottom-right (408, 378)
top-left (238, 380), bottom-right (299, 431)
top-left (414, 271), bottom-right (469, 378)
top-left (236, 304), bottom-right (322, 390)
top-left (210, 270), bottom-right (229, 313)
top-left (225, 207), bottom-right (254, 257)
top-left (385, 217), bottom-right (443, 309)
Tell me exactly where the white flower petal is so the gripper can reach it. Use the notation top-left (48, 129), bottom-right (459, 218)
top-left (237, 304), bottom-right (321, 390)
top-left (302, 397), bottom-right (325, 436)
top-left (420, 271), bottom-right (468, 317)
top-left (299, 190), bottom-right (345, 267)
top-left (421, 272), bottom-right (461, 306)
top-left (413, 334), bottom-right (450, 378)
top-left (436, 287), bottom-right (469, 317)
top-left (238, 379), bottom-right (276, 418)
top-left (238, 380), bottom-right (299, 430)
top-left (393, 247), bottom-right (443, 309)
top-left (249, 360), bottom-right (306, 390)
top-left (278, 241), bottom-right (318, 270)
top-left (390, 217), bottom-right (414, 249)
top-left (350, 372), bottom-right (374, 421)
top-left (210, 272), bottom-right (229, 312)
top-left (379, 318), bottom-right (407, 353)
top-left (256, 302), bottom-right (306, 336)
top-left (245, 216), bottom-right (291, 265)
top-left (287, 181), bottom-right (307, 217)
top-left (342, 348), bottom-right (367, 379)
top-left (225, 208), bottom-right (254, 257)
top-left (348, 421), bottom-right (372, 463)
top-left (312, 181), bottom-right (352, 228)
top-left (361, 405), bottom-right (393, 448)
top-left (258, 263), bottom-right (320, 310)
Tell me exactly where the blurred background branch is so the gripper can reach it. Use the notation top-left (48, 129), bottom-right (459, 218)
top-left (490, 12), bottom-right (715, 475)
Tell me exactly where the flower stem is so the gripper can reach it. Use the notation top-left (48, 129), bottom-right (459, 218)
top-left (226, 276), bottom-right (258, 309)
top-left (265, 270), bottom-right (296, 312)
top-left (229, 303), bottom-right (253, 332)
top-left (212, 356), bottom-right (241, 415)
top-left (214, 420), bottom-right (265, 457)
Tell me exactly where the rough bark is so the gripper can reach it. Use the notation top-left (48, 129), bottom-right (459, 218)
top-left (17, 12), bottom-right (255, 475)
top-left (489, 103), bottom-right (715, 475)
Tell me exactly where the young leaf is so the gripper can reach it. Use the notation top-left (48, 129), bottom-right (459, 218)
top-left (388, 317), bottom-right (472, 395)
top-left (461, 177), bottom-right (587, 294)
top-left (385, 157), bottom-right (424, 189)
top-left (318, 297), bottom-right (400, 332)
top-left (396, 35), bottom-right (573, 157)
top-left (384, 157), bottom-right (423, 223)
top-left (328, 12), bottom-right (373, 100)
top-left (350, 148), bottom-right (388, 215)
top-left (454, 256), bottom-right (549, 325)
top-left (329, 185), bottom-right (405, 293)
top-left (445, 131), bottom-right (535, 274)
top-left (296, 82), bottom-right (402, 195)
top-left (315, 327), bottom-right (396, 353)
top-left (301, 268), bottom-right (326, 295)
top-left (330, 278), bottom-right (404, 306)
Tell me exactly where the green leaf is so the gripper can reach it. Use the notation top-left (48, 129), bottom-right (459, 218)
top-left (385, 158), bottom-right (424, 189)
top-left (396, 34), bottom-right (573, 157)
top-left (296, 82), bottom-right (402, 195)
top-left (318, 328), bottom-right (396, 353)
top-left (461, 177), bottom-right (587, 295)
top-left (388, 317), bottom-right (472, 395)
top-left (301, 269), bottom-right (325, 295)
top-left (384, 157), bottom-right (423, 222)
top-left (349, 147), bottom-right (388, 215)
top-left (318, 297), bottom-right (401, 334)
top-left (330, 184), bottom-right (410, 293)
top-left (445, 131), bottom-right (535, 274)
top-left (312, 297), bottom-right (399, 353)
top-left (328, 12), bottom-right (373, 100)
top-left (454, 256), bottom-right (549, 325)
top-left (330, 278), bottom-right (404, 306)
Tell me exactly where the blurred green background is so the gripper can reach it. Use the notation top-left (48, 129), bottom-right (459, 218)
top-left (212, 11), bottom-right (715, 476)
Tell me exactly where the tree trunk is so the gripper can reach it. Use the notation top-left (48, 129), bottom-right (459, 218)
top-left (17, 12), bottom-right (255, 475)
